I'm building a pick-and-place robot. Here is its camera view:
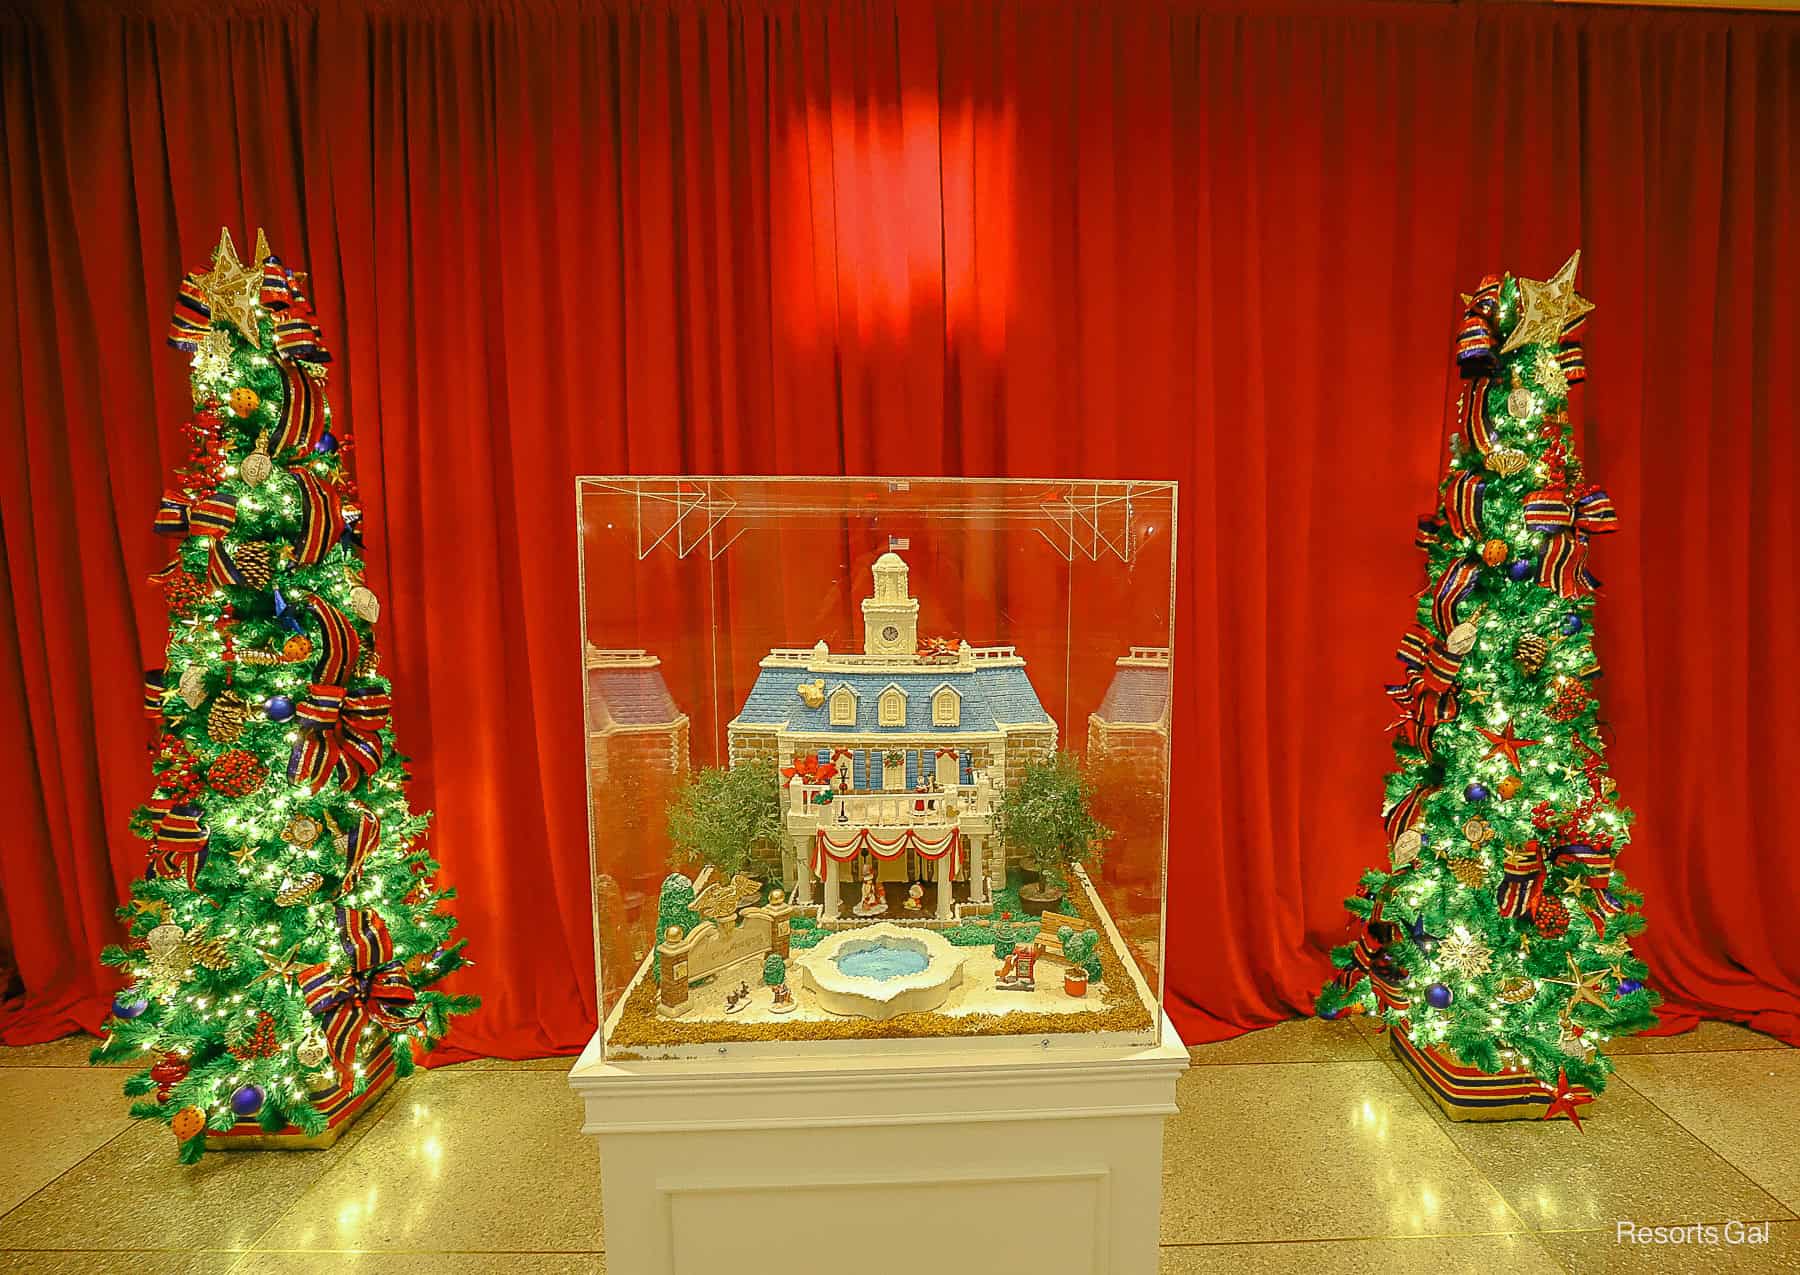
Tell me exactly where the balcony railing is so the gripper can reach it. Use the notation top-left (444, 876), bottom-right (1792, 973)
top-left (787, 783), bottom-right (994, 829)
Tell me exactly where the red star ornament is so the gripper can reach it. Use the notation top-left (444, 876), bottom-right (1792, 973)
top-left (1542, 1068), bottom-right (1595, 1132)
top-left (1476, 721), bottom-right (1543, 771)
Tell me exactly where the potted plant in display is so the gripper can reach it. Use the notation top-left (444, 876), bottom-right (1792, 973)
top-left (763, 953), bottom-right (796, 1013)
top-left (1058, 926), bottom-right (1103, 997)
top-left (998, 753), bottom-right (1111, 916)
top-left (666, 761), bottom-right (782, 882)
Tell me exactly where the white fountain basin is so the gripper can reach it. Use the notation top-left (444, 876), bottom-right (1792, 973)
top-left (799, 923), bottom-right (965, 1020)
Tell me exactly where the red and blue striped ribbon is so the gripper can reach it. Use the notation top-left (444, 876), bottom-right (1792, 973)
top-left (1443, 473), bottom-right (1485, 540)
top-left (272, 360), bottom-right (327, 456)
top-left (1525, 486), bottom-right (1618, 597)
top-left (1430, 557), bottom-right (1481, 635)
top-left (297, 906), bottom-right (418, 1075)
top-left (307, 596), bottom-right (363, 685)
top-left (155, 491), bottom-right (238, 539)
top-left (147, 805), bottom-right (208, 888)
top-left (1456, 276), bottom-right (1502, 377)
top-left (143, 669), bottom-right (165, 718)
top-left (166, 276), bottom-right (214, 351)
top-left (340, 811), bottom-right (381, 895)
top-left (293, 469), bottom-right (344, 565)
top-left (288, 682), bottom-right (390, 793)
top-left (1465, 377), bottom-right (1502, 456)
top-left (1497, 841), bottom-right (1547, 918)
top-left (1415, 517), bottom-right (1442, 555)
top-left (1382, 781), bottom-right (1437, 846)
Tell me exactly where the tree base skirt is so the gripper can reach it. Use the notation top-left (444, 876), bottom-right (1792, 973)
top-left (206, 1038), bottom-right (398, 1150)
top-left (1390, 1024), bottom-right (1594, 1123)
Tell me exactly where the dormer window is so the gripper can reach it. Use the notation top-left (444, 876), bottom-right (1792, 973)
top-left (931, 685), bottom-right (961, 727)
top-left (829, 685), bottom-right (858, 726)
top-left (878, 685), bottom-right (907, 727)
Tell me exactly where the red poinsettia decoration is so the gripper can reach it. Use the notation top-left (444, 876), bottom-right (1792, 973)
top-left (780, 754), bottom-right (837, 787)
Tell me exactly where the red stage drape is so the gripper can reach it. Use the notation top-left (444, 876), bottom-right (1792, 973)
top-left (3, 0), bottom-right (1796, 1055)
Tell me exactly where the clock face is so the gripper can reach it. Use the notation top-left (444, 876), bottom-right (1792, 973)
top-left (882, 625), bottom-right (900, 644)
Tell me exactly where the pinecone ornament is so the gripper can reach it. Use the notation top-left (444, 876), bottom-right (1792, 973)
top-left (1514, 633), bottom-right (1551, 676)
top-left (231, 540), bottom-right (274, 590)
top-left (207, 690), bottom-right (248, 743)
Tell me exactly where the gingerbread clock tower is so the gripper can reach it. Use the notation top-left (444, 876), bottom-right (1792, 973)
top-left (860, 551), bottom-right (920, 656)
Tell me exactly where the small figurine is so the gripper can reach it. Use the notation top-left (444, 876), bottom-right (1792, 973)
top-left (994, 942), bottom-right (1038, 992)
top-left (770, 982), bottom-right (796, 1014)
top-left (724, 980), bottom-right (752, 1014)
top-left (903, 881), bottom-right (925, 912)
top-left (852, 857), bottom-right (888, 917)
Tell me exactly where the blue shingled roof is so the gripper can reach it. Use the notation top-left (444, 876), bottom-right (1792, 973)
top-left (734, 664), bottom-right (1051, 733)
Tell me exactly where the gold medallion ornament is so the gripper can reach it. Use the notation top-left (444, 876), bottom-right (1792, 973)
top-left (145, 923), bottom-right (196, 987)
top-left (1447, 618), bottom-right (1480, 656)
top-left (177, 664), bottom-right (208, 709)
top-left (1514, 633), bottom-right (1550, 676)
top-left (283, 814), bottom-right (323, 847)
top-left (275, 872), bottom-right (325, 906)
top-left (296, 1038), bottom-right (329, 1069)
top-left (1497, 977), bottom-right (1538, 1005)
top-left (1484, 447), bottom-right (1530, 477)
top-left (207, 690), bottom-right (248, 743)
top-left (239, 432), bottom-right (274, 486)
top-left (1390, 827), bottom-right (1423, 869)
top-left (1462, 817), bottom-right (1494, 846)
top-left (1506, 386), bottom-right (1534, 419)
top-left (349, 584), bottom-right (379, 624)
top-left (1500, 250), bottom-right (1595, 355)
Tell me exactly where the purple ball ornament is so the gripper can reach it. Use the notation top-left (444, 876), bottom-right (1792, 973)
top-left (1509, 558), bottom-right (1535, 581)
top-left (230, 1084), bottom-right (266, 1117)
top-left (1426, 983), bottom-right (1454, 1009)
top-left (266, 695), bottom-right (296, 722)
top-left (1617, 978), bottom-right (1644, 997)
top-left (313, 432), bottom-right (338, 454)
top-left (1561, 613), bottom-right (1584, 635)
top-left (111, 993), bottom-right (149, 1020)
top-left (1465, 783), bottom-right (1491, 803)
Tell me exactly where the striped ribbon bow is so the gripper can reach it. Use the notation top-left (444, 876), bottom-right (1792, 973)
top-left (259, 258), bottom-right (333, 365)
top-left (1456, 276), bottom-right (1503, 377)
top-left (147, 805), bottom-right (208, 888)
top-left (306, 596), bottom-right (363, 684)
top-left (1554, 842), bottom-right (1621, 936)
top-left (1524, 486), bottom-right (1618, 597)
top-left (297, 908), bottom-right (418, 1076)
top-left (1430, 557), bottom-right (1482, 636)
top-left (1385, 628), bottom-right (1464, 759)
top-left (1443, 472), bottom-right (1485, 540)
top-left (155, 491), bottom-right (237, 539)
top-left (1382, 781), bottom-right (1437, 847)
top-left (272, 359), bottom-right (329, 456)
top-left (338, 811), bottom-right (382, 896)
top-left (1496, 840), bottom-right (1547, 919)
top-left (293, 468), bottom-right (344, 564)
top-left (1337, 905), bottom-right (1411, 1013)
top-left (288, 682), bottom-right (390, 793)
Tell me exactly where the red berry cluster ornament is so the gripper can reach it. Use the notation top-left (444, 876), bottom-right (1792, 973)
top-left (159, 568), bottom-right (208, 615)
top-left (1533, 895), bottom-right (1571, 939)
top-left (230, 1011), bottom-right (281, 1060)
top-left (207, 749), bottom-right (266, 797)
top-left (153, 734), bottom-right (204, 804)
top-left (176, 406), bottom-right (229, 488)
top-left (1547, 677), bottom-right (1591, 723)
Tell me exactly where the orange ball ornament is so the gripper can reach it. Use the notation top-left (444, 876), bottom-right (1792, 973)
top-left (171, 1105), bottom-right (206, 1142)
top-left (1481, 538), bottom-right (1510, 567)
top-left (228, 387), bottom-right (260, 416)
top-left (1496, 775), bottom-right (1523, 800)
top-left (281, 633), bottom-right (313, 663)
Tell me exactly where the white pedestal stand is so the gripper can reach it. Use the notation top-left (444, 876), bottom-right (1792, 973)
top-left (569, 1015), bottom-right (1187, 1275)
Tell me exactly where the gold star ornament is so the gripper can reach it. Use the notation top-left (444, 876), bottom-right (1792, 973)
top-left (194, 227), bottom-right (266, 345)
top-left (250, 943), bottom-right (306, 988)
top-left (1544, 953), bottom-right (1610, 1014)
top-left (1500, 250), bottom-right (1595, 354)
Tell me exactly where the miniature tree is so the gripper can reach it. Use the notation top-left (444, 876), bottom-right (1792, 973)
top-left (666, 762), bottom-right (782, 879)
top-left (762, 953), bottom-right (786, 988)
top-left (998, 753), bottom-right (1111, 906)
top-left (1316, 253), bottom-right (1657, 1107)
top-left (990, 921), bottom-right (1016, 960)
top-left (1059, 926), bottom-right (1103, 984)
top-left (91, 229), bottom-right (476, 1160)
top-left (657, 872), bottom-right (702, 937)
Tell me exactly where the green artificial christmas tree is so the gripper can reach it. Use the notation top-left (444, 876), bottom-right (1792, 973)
top-left (1318, 252), bottom-right (1657, 1125)
top-left (92, 228), bottom-right (476, 1159)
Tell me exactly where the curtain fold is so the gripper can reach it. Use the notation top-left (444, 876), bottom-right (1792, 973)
top-left (2, 0), bottom-right (1795, 1053)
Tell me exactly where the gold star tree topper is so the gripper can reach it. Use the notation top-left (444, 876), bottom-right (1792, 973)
top-left (194, 227), bottom-right (270, 345)
top-left (1500, 250), bottom-right (1595, 354)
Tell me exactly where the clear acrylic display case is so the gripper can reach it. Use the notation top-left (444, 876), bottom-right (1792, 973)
top-left (577, 477), bottom-right (1175, 1060)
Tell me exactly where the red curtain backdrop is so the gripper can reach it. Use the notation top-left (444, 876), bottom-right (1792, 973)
top-left (3, 0), bottom-right (1796, 1055)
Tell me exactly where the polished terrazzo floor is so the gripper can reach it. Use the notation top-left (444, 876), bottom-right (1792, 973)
top-left (0, 1018), bottom-right (1792, 1272)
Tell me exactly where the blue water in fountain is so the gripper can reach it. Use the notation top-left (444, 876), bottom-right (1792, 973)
top-left (834, 939), bottom-right (930, 981)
